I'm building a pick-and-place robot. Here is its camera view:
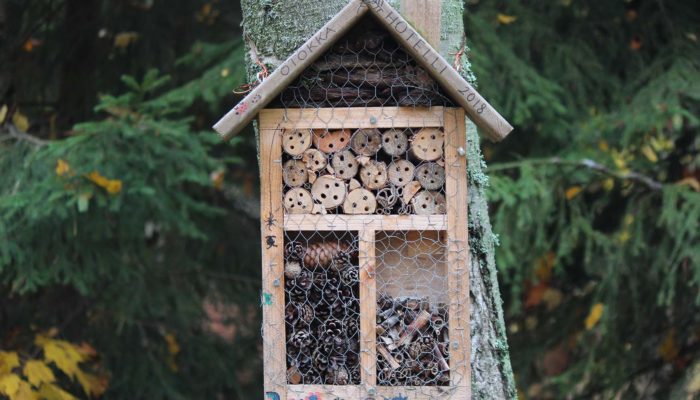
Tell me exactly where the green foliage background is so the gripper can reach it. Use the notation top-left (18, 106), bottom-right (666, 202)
top-left (0, 0), bottom-right (698, 398)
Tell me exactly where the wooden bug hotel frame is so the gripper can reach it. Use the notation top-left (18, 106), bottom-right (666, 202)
top-left (214, 1), bottom-right (513, 399)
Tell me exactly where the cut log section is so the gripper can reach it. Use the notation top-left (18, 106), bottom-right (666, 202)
top-left (331, 150), bottom-right (359, 180)
top-left (284, 188), bottom-right (313, 214)
top-left (388, 159), bottom-right (415, 187)
top-left (342, 188), bottom-right (377, 214)
top-left (312, 129), bottom-right (351, 153)
top-left (360, 160), bottom-right (388, 190)
top-left (410, 128), bottom-right (444, 161)
top-left (411, 190), bottom-right (447, 214)
top-left (381, 128), bottom-right (409, 156)
top-left (350, 128), bottom-right (382, 156)
top-left (282, 129), bottom-right (312, 157)
top-left (415, 162), bottom-right (446, 190)
top-left (282, 159), bottom-right (308, 187)
top-left (302, 148), bottom-right (327, 171)
top-left (311, 175), bottom-right (347, 209)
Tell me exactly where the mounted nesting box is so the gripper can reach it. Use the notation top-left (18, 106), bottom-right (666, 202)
top-left (214, 1), bottom-right (513, 399)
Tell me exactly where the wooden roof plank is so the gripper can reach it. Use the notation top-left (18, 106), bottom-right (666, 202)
top-left (364, 0), bottom-right (512, 141)
top-left (213, 0), bottom-right (369, 140)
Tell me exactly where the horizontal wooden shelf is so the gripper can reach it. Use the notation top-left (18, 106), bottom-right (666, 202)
top-left (283, 214), bottom-right (447, 231)
top-left (259, 106), bottom-right (446, 130)
top-left (284, 384), bottom-right (465, 399)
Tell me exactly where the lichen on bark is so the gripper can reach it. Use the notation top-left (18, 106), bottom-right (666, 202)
top-left (239, 0), bottom-right (516, 398)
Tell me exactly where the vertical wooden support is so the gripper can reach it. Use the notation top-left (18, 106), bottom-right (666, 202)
top-left (400, 0), bottom-right (442, 48)
top-left (359, 229), bottom-right (377, 396)
top-left (259, 118), bottom-right (287, 400)
top-left (444, 108), bottom-right (470, 398)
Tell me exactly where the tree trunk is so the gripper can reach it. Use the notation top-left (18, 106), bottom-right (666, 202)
top-left (239, 0), bottom-right (516, 398)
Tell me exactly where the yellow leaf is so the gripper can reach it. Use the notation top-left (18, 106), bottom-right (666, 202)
top-left (585, 303), bottom-right (604, 330)
top-left (38, 383), bottom-right (77, 400)
top-left (40, 339), bottom-right (84, 379)
top-left (0, 105), bottom-right (7, 124)
top-left (220, 68), bottom-right (230, 78)
top-left (14, 379), bottom-right (37, 400)
top-left (624, 214), bottom-right (634, 226)
top-left (12, 111), bottom-right (30, 133)
top-left (602, 178), bottom-right (615, 191)
top-left (0, 351), bottom-right (20, 375)
top-left (657, 330), bottom-right (679, 362)
top-left (598, 140), bottom-right (609, 152)
top-left (497, 13), bottom-right (517, 24)
top-left (75, 370), bottom-right (107, 397)
top-left (55, 160), bottom-right (71, 177)
top-left (565, 186), bottom-right (583, 200)
top-left (641, 145), bottom-right (658, 163)
top-left (23, 360), bottom-right (55, 387)
top-left (113, 32), bottom-right (139, 48)
top-left (164, 334), bottom-right (180, 356)
top-left (210, 169), bottom-right (225, 190)
top-left (87, 171), bottom-right (122, 195)
top-left (0, 374), bottom-right (21, 398)
top-left (676, 177), bottom-right (700, 192)
top-left (618, 229), bottom-right (631, 243)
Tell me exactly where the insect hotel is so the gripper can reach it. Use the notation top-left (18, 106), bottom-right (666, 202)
top-left (214, 1), bottom-right (512, 399)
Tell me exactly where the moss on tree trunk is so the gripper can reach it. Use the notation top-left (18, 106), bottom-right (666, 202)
top-left (239, 0), bottom-right (516, 397)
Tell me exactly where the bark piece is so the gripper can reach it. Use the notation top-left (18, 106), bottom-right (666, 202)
top-left (415, 162), bottom-right (446, 190)
top-left (302, 148), bottom-right (328, 171)
top-left (378, 344), bottom-right (401, 370)
top-left (388, 159), bottom-right (415, 187)
top-left (411, 190), bottom-right (447, 215)
top-left (284, 188), bottom-right (313, 214)
top-left (342, 188), bottom-right (377, 214)
top-left (283, 159), bottom-right (308, 187)
top-left (282, 129), bottom-right (312, 156)
top-left (331, 150), bottom-right (359, 180)
top-left (402, 181), bottom-right (422, 204)
top-left (351, 128), bottom-right (382, 156)
top-left (311, 175), bottom-right (347, 209)
top-left (360, 160), bottom-right (388, 190)
top-left (348, 178), bottom-right (361, 190)
top-left (313, 129), bottom-right (351, 153)
top-left (381, 128), bottom-right (409, 156)
top-left (410, 128), bottom-right (444, 161)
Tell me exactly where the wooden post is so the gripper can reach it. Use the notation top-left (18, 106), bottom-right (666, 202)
top-left (259, 117), bottom-right (287, 400)
top-left (444, 108), bottom-right (471, 398)
top-left (359, 229), bottom-right (377, 397)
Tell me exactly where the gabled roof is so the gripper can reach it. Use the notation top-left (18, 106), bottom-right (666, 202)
top-left (214, 0), bottom-right (513, 142)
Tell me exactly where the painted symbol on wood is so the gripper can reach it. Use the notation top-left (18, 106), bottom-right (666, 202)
top-left (381, 395), bottom-right (408, 400)
top-left (233, 101), bottom-right (248, 115)
top-left (265, 235), bottom-right (277, 249)
top-left (261, 292), bottom-right (273, 306)
top-left (264, 211), bottom-right (277, 229)
top-left (266, 392), bottom-right (281, 400)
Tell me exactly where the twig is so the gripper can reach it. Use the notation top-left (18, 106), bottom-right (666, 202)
top-left (488, 157), bottom-right (664, 191)
top-left (0, 123), bottom-right (48, 146)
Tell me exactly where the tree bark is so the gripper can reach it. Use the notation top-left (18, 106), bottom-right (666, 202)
top-left (239, 0), bottom-right (516, 398)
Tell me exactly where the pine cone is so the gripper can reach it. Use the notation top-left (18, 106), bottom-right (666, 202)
top-left (286, 303), bottom-right (314, 327)
top-left (303, 241), bottom-right (355, 269)
top-left (319, 319), bottom-right (345, 351)
top-left (325, 365), bottom-right (350, 385)
top-left (290, 329), bottom-right (313, 351)
top-left (339, 265), bottom-right (359, 286)
top-left (285, 241), bottom-right (305, 261)
top-left (284, 261), bottom-right (302, 279)
top-left (312, 347), bottom-right (330, 371)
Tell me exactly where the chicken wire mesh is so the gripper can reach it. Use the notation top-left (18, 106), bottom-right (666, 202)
top-left (263, 16), bottom-right (469, 398)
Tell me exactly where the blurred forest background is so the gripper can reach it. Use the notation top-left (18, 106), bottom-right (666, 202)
top-left (0, 0), bottom-right (698, 399)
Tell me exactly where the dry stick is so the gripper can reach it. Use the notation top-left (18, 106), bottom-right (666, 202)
top-left (396, 310), bottom-right (431, 347)
top-left (377, 344), bottom-right (401, 370)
